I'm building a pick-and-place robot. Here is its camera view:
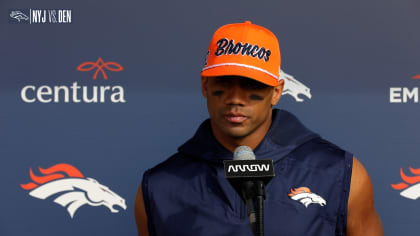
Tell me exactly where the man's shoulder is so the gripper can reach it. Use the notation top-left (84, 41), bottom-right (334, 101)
top-left (304, 137), bottom-right (347, 155)
top-left (288, 136), bottom-right (352, 166)
top-left (143, 152), bottom-right (206, 183)
top-left (146, 152), bottom-right (187, 175)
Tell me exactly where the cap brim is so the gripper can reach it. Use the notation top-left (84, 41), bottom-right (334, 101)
top-left (201, 65), bottom-right (280, 86)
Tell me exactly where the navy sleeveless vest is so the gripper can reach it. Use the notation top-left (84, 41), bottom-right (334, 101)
top-left (142, 109), bottom-right (353, 236)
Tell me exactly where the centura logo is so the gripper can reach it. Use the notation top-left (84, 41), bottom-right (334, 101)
top-left (77, 57), bottom-right (123, 80)
top-left (10, 10), bottom-right (29, 22)
top-left (21, 163), bottom-right (127, 218)
top-left (389, 75), bottom-right (420, 103)
top-left (391, 167), bottom-right (420, 200)
top-left (227, 164), bottom-right (270, 173)
top-left (288, 187), bottom-right (326, 208)
top-left (20, 57), bottom-right (126, 103)
top-left (280, 70), bottom-right (312, 102)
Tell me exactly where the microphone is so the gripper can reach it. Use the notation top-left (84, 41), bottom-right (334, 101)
top-left (223, 146), bottom-right (275, 236)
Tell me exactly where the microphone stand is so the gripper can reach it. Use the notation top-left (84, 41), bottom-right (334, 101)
top-left (223, 155), bottom-right (273, 236)
top-left (243, 180), bottom-right (266, 236)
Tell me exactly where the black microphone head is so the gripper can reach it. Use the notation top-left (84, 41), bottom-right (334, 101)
top-left (233, 146), bottom-right (255, 160)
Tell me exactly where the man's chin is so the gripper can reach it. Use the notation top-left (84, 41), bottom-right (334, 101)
top-left (222, 127), bottom-right (250, 139)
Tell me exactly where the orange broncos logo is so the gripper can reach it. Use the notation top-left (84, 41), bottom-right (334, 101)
top-left (21, 164), bottom-right (126, 218)
top-left (21, 163), bottom-right (84, 190)
top-left (288, 187), bottom-right (312, 196)
top-left (288, 187), bottom-right (326, 208)
top-left (391, 167), bottom-right (420, 200)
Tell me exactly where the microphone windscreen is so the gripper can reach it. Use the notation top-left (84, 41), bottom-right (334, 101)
top-left (233, 146), bottom-right (256, 160)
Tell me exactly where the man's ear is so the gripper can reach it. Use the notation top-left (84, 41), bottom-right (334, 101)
top-left (201, 77), bottom-right (209, 98)
top-left (271, 79), bottom-right (284, 106)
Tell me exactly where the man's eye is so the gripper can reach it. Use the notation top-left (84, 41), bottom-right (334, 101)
top-left (249, 94), bottom-right (264, 100)
top-left (212, 90), bottom-right (224, 96)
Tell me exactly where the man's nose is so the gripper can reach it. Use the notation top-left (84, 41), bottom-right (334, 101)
top-left (224, 83), bottom-right (247, 106)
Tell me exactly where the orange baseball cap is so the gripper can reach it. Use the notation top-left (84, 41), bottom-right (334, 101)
top-left (201, 21), bottom-right (281, 86)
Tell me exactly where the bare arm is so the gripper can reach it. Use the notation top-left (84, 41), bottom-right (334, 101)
top-left (346, 157), bottom-right (384, 236)
top-left (134, 184), bottom-right (150, 236)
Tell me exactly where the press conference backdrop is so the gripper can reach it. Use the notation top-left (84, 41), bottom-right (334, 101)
top-left (1, 0), bottom-right (419, 235)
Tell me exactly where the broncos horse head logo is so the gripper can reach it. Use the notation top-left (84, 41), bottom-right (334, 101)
top-left (288, 187), bottom-right (326, 208)
top-left (21, 163), bottom-right (127, 218)
top-left (280, 70), bottom-right (312, 102)
top-left (391, 167), bottom-right (420, 200)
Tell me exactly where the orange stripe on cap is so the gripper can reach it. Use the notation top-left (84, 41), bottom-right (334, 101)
top-left (201, 21), bottom-right (281, 86)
